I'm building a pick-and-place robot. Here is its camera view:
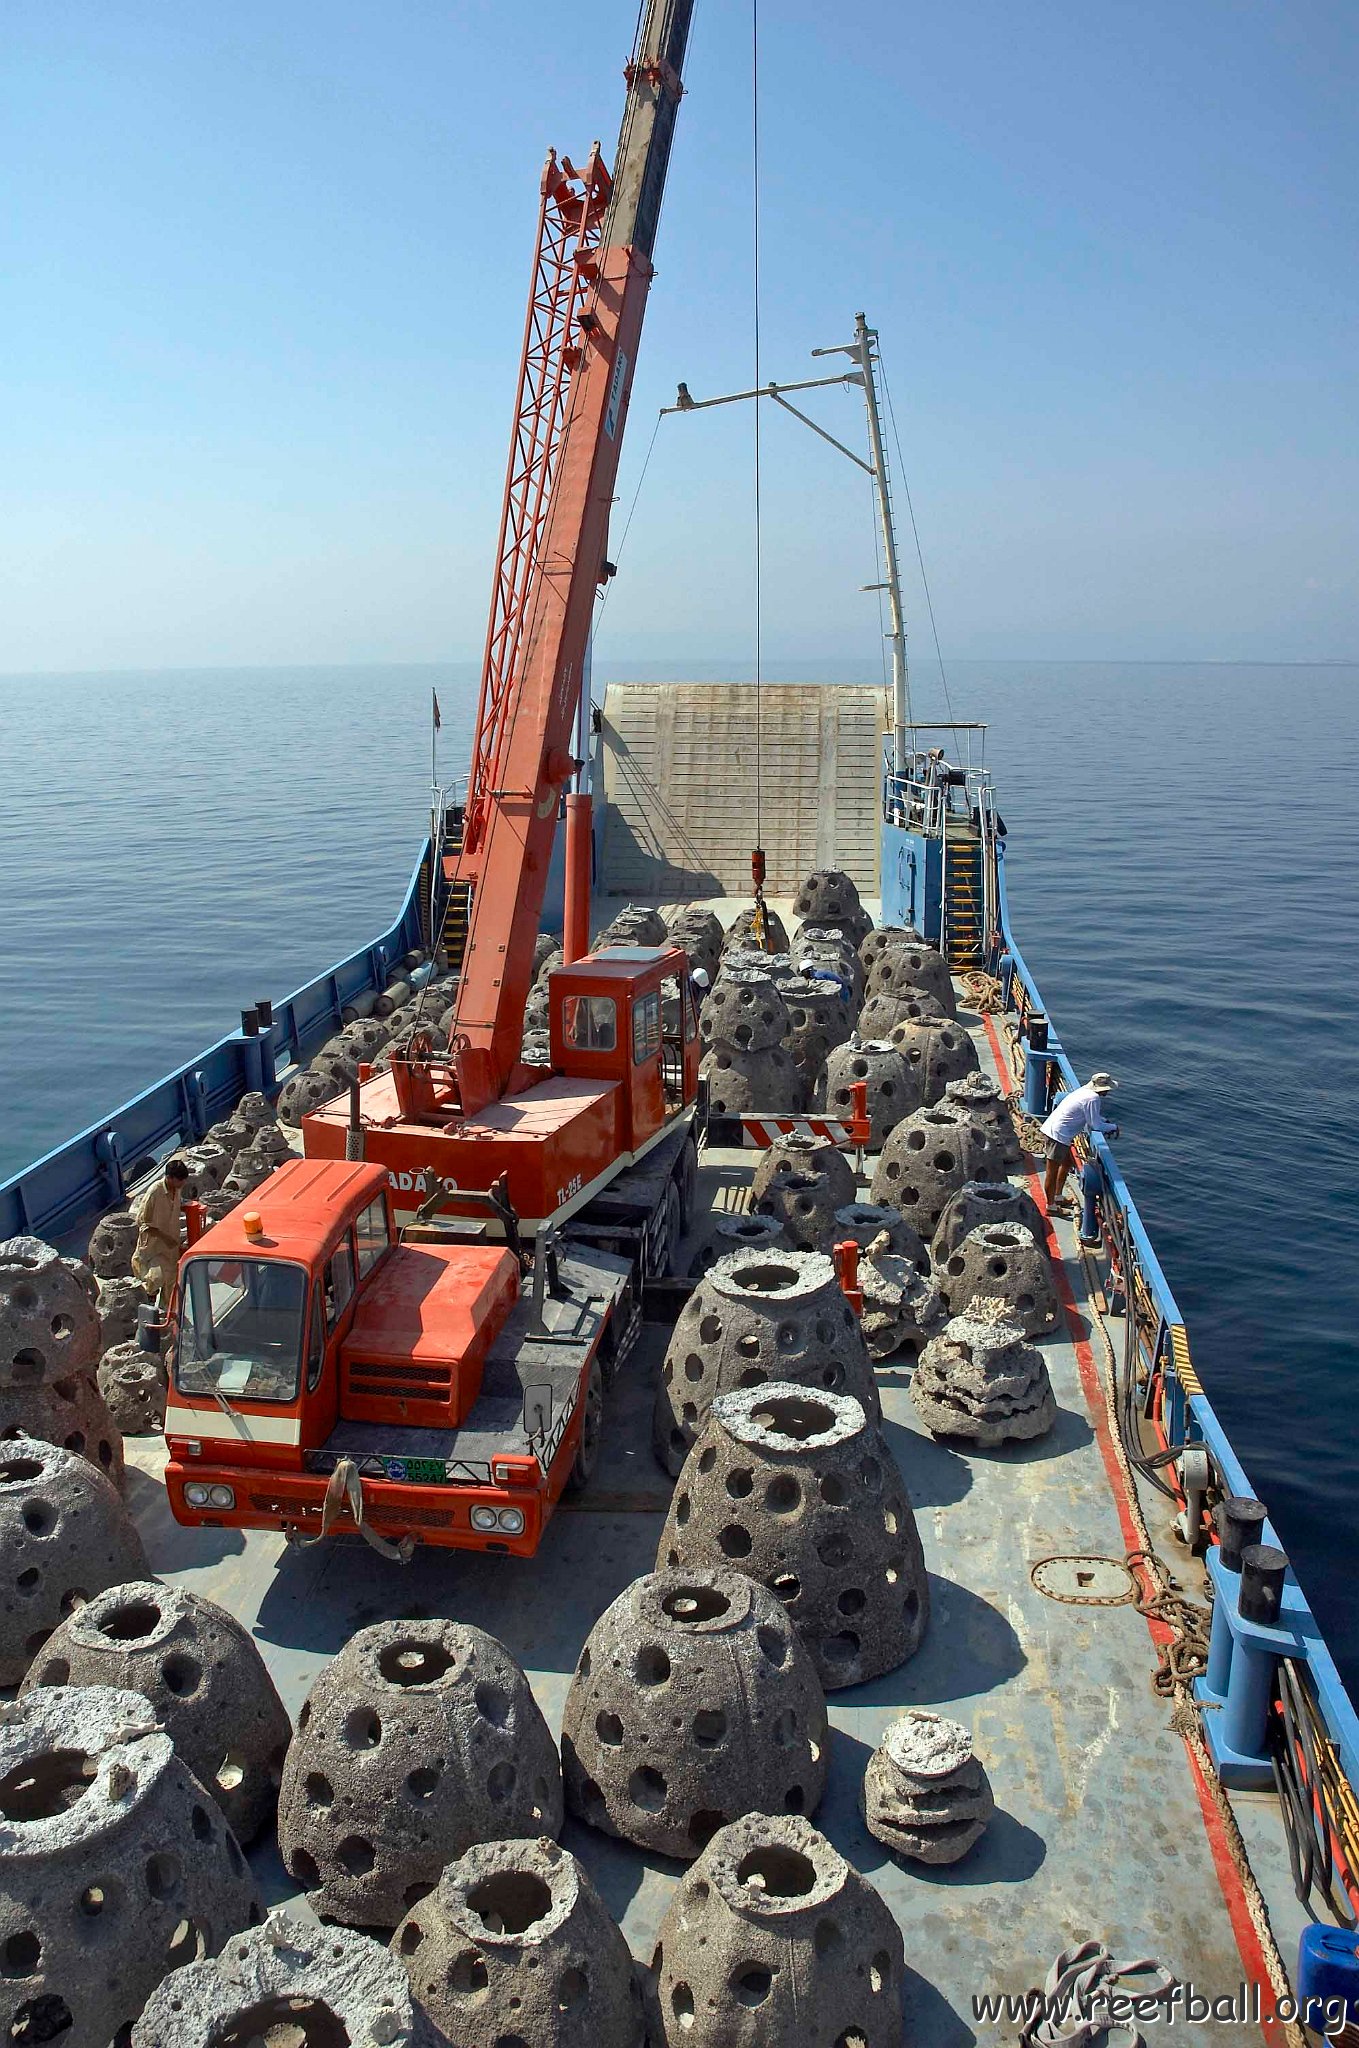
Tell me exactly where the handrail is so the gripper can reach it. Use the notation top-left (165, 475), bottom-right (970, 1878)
top-left (993, 841), bottom-right (1359, 1804)
top-left (0, 841), bottom-right (431, 1252)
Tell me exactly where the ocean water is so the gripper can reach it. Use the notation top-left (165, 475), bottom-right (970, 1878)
top-left (1, 658), bottom-right (1356, 1690)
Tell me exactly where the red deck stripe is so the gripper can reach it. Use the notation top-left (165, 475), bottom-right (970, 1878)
top-left (979, 1012), bottom-right (1281, 2044)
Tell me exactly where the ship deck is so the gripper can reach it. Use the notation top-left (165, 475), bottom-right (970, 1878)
top-left (122, 898), bottom-right (1308, 2045)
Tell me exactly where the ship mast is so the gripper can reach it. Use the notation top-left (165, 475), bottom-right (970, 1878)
top-left (665, 311), bottom-right (914, 774)
top-left (848, 312), bottom-right (911, 775)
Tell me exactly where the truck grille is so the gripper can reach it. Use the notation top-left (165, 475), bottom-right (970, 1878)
top-left (343, 1359), bottom-right (452, 1407)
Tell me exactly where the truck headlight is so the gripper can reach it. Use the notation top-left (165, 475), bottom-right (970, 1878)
top-left (496, 1507), bottom-right (525, 1535)
top-left (184, 1482), bottom-right (211, 1508)
top-left (470, 1506), bottom-right (498, 1532)
top-left (208, 1484), bottom-right (236, 1509)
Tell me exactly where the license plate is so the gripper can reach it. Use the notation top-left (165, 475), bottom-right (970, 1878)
top-left (390, 1455), bottom-right (448, 1485)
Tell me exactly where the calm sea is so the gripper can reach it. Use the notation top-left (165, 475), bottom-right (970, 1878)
top-left (1, 659), bottom-right (1355, 1689)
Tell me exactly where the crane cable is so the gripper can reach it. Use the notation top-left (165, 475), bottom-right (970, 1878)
top-left (747, 0), bottom-right (768, 942)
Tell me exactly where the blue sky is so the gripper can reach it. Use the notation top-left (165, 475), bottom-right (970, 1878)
top-left (3, 0), bottom-right (1356, 671)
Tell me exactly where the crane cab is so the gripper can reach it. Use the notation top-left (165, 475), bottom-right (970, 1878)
top-left (547, 944), bottom-right (699, 1152)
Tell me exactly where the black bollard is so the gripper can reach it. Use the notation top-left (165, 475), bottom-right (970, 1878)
top-left (1239, 1544), bottom-right (1288, 1627)
top-left (1217, 1495), bottom-right (1268, 1570)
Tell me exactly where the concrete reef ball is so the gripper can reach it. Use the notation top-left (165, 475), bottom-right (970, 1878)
top-left (859, 923), bottom-right (925, 968)
top-left (133, 1909), bottom-right (441, 2048)
top-left (96, 1341), bottom-right (166, 1435)
top-left (87, 1209), bottom-right (139, 1280)
top-left (0, 1370), bottom-right (126, 1492)
top-left (858, 1251), bottom-right (946, 1363)
top-left (832, 1203), bottom-right (929, 1268)
top-left (698, 1044), bottom-right (805, 1117)
top-left (659, 1383), bottom-right (928, 1690)
top-left (653, 1250), bottom-right (881, 1479)
top-left (0, 1685), bottom-right (262, 2048)
top-left (750, 1133), bottom-right (855, 1211)
top-left (791, 869), bottom-right (872, 943)
top-left (944, 1070), bottom-right (1024, 1167)
top-left (278, 1619), bottom-right (564, 1928)
top-left (700, 973), bottom-right (790, 1054)
top-left (752, 1168), bottom-right (842, 1252)
top-left (533, 929), bottom-right (562, 977)
top-left (862, 1710), bottom-right (995, 1866)
top-left (932, 1180), bottom-right (1047, 1265)
top-left (276, 1070), bottom-right (341, 1124)
top-left (650, 1813), bottom-right (905, 2048)
top-left (911, 1312), bottom-right (1056, 1446)
top-left (887, 1014), bottom-right (980, 1105)
top-left (937, 1222), bottom-right (1061, 1336)
top-left (722, 905), bottom-right (791, 955)
top-left (597, 904), bottom-right (668, 948)
top-left (870, 1103), bottom-right (1002, 1237)
top-left (96, 1275), bottom-right (153, 1353)
top-left (818, 1039), bottom-right (920, 1145)
top-left (392, 1836), bottom-right (643, 2048)
top-left (689, 1212), bottom-right (789, 1278)
top-left (21, 1579), bottom-right (292, 1846)
top-left (857, 988), bottom-right (948, 1039)
top-left (0, 1237), bottom-right (101, 1387)
top-left (0, 1438), bottom-right (146, 1686)
top-left (782, 982), bottom-right (855, 1081)
top-left (792, 930), bottom-right (867, 1006)
top-left (864, 942), bottom-right (957, 1017)
top-left (561, 1566), bottom-right (828, 1859)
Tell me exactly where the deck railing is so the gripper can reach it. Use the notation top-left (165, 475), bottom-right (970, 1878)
top-left (0, 843), bottom-right (430, 1251)
top-left (992, 841), bottom-right (1359, 1920)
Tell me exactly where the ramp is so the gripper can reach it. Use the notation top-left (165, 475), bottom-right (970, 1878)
top-left (598, 682), bottom-right (887, 897)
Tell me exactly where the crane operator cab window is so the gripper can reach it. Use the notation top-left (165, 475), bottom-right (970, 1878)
top-left (324, 1242), bottom-right (356, 1328)
top-left (354, 1195), bottom-right (389, 1278)
top-left (176, 1258), bottom-right (308, 1402)
top-left (563, 994), bottom-right (617, 1051)
top-left (632, 989), bottom-right (662, 1065)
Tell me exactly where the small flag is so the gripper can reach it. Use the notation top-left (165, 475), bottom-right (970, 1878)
top-left (432, 688), bottom-right (442, 731)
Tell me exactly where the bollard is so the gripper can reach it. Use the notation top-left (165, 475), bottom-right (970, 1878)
top-left (1298, 1926), bottom-right (1359, 2043)
top-left (1216, 1495), bottom-right (1268, 1570)
top-left (1079, 1156), bottom-right (1101, 1245)
top-left (1239, 1544), bottom-right (1288, 1626)
top-left (238, 1009), bottom-right (264, 1094)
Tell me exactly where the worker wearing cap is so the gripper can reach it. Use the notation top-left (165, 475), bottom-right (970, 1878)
top-left (1041, 1072), bottom-right (1120, 1214)
top-left (132, 1158), bottom-right (190, 1310)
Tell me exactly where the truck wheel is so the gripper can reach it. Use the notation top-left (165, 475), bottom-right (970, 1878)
top-left (566, 1356), bottom-right (604, 1494)
top-left (678, 1133), bottom-right (699, 1230)
top-left (650, 1181), bottom-right (681, 1279)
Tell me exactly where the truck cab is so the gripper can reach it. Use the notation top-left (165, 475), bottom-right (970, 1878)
top-left (164, 1157), bottom-right (627, 1555)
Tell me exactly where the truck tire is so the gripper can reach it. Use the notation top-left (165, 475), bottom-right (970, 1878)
top-left (677, 1132), bottom-right (699, 1230)
top-left (649, 1181), bottom-right (681, 1280)
top-left (565, 1356), bottom-right (604, 1494)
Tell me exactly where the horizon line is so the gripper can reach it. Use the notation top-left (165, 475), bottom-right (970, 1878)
top-left (2, 654), bottom-right (1358, 681)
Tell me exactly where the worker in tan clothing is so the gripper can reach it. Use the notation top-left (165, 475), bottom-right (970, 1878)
top-left (132, 1158), bottom-right (190, 1310)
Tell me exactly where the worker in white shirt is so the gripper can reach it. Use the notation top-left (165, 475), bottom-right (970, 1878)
top-left (1041, 1071), bottom-right (1120, 1213)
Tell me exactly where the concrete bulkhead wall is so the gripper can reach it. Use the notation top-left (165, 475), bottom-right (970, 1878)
top-left (598, 683), bottom-right (887, 896)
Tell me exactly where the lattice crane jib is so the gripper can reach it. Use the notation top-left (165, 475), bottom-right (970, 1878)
top-left (450, 0), bottom-right (695, 1116)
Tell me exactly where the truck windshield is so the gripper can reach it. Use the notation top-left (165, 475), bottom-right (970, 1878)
top-left (176, 1258), bottom-right (308, 1404)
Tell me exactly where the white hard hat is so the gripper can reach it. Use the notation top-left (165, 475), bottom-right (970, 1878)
top-left (692, 967), bottom-right (710, 989)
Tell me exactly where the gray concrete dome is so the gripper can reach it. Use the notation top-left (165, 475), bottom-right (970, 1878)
top-left (277, 1620), bottom-right (563, 1928)
top-left (650, 1813), bottom-right (905, 2047)
top-left (0, 1685), bottom-right (261, 2048)
top-left (659, 1384), bottom-right (928, 1690)
top-left (560, 1566), bottom-right (828, 1858)
top-left (0, 1438), bottom-right (146, 1686)
top-left (653, 1250), bottom-right (880, 1479)
top-left (21, 1579), bottom-right (291, 1846)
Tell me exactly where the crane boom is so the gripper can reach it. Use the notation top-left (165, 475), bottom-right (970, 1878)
top-left (449, 0), bottom-right (694, 1117)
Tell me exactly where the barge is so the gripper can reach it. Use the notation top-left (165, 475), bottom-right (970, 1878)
top-left (1, 5), bottom-right (1357, 2046)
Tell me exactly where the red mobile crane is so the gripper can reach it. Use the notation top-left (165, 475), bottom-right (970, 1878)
top-left (163, 0), bottom-right (699, 1558)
